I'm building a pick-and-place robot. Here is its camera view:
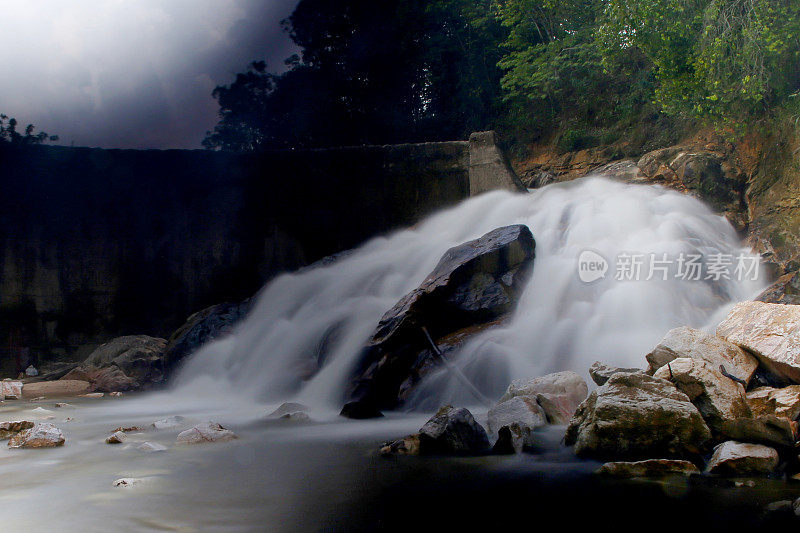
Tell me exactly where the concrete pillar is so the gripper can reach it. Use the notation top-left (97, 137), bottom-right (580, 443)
top-left (468, 131), bottom-right (527, 196)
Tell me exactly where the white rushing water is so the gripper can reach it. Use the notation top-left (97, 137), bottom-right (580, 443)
top-left (0, 177), bottom-right (772, 530)
top-left (173, 177), bottom-right (767, 411)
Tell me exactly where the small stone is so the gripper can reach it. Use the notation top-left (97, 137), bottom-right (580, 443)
top-left (176, 421), bottom-right (238, 445)
top-left (380, 434), bottom-right (421, 456)
top-left (7, 423), bottom-right (65, 448)
top-left (113, 478), bottom-right (143, 488)
top-left (54, 403), bottom-right (72, 409)
top-left (589, 361), bottom-right (642, 386)
top-left (111, 426), bottom-right (144, 433)
top-left (106, 431), bottom-right (127, 444)
top-left (0, 420), bottom-right (35, 440)
top-left (597, 459), bottom-right (700, 478)
top-left (109, 392), bottom-right (123, 398)
top-left (705, 441), bottom-right (779, 476)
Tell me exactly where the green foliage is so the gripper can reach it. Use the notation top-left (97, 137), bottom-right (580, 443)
top-left (601, 0), bottom-right (800, 122)
top-left (205, 0), bottom-right (800, 151)
top-left (0, 114), bottom-right (58, 146)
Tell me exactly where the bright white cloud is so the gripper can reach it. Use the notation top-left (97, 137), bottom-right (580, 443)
top-left (0, 0), bottom-right (298, 148)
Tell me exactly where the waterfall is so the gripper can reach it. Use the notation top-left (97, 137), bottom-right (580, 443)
top-left (172, 177), bottom-right (766, 411)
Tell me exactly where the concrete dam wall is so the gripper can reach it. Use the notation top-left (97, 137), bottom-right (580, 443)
top-left (0, 131), bottom-right (522, 367)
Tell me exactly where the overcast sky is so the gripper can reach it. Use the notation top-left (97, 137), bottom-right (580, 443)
top-left (0, 0), bottom-right (299, 149)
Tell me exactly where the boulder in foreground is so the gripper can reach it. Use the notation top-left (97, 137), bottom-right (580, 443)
top-left (746, 386), bottom-right (800, 420)
top-left (565, 372), bottom-right (711, 460)
top-left (176, 421), bottom-right (238, 445)
top-left (597, 459), bottom-right (700, 478)
top-left (382, 406), bottom-right (489, 456)
top-left (589, 362), bottom-right (643, 386)
top-left (646, 326), bottom-right (757, 385)
top-left (7, 422), bottom-right (65, 448)
top-left (705, 441), bottom-right (779, 476)
top-left (653, 357), bottom-right (751, 432)
top-left (499, 371), bottom-right (588, 424)
top-left (487, 396), bottom-right (546, 453)
top-left (717, 301), bottom-right (800, 384)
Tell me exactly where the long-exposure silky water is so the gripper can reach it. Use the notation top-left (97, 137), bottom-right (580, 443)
top-left (174, 177), bottom-right (766, 411)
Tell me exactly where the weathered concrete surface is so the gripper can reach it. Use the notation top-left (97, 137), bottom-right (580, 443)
top-left (468, 131), bottom-right (526, 195)
top-left (0, 133), bottom-right (520, 374)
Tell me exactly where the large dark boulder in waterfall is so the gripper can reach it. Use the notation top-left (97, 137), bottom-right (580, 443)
top-left (565, 372), bottom-right (712, 461)
top-left (342, 225), bottom-right (535, 418)
top-left (164, 300), bottom-right (252, 372)
top-left (717, 301), bottom-right (800, 384)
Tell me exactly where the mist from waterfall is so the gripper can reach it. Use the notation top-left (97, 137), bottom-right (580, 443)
top-left (172, 177), bottom-right (767, 412)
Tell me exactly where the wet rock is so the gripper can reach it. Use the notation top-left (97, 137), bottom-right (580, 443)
top-left (653, 357), bottom-right (751, 432)
top-left (279, 412), bottom-right (311, 422)
top-left (597, 459), bottom-right (700, 478)
top-left (417, 405), bottom-right (490, 456)
top-left (491, 424), bottom-right (544, 455)
top-left (747, 386), bottom-right (800, 420)
top-left (589, 361), bottom-right (643, 386)
top-left (718, 415), bottom-right (796, 449)
top-left (106, 431), bottom-right (127, 444)
top-left (109, 392), bottom-right (123, 398)
top-left (113, 478), bottom-right (143, 488)
top-left (1, 380), bottom-right (23, 400)
top-left (347, 225), bottom-right (535, 412)
top-left (176, 421), bottom-right (238, 445)
top-left (267, 402), bottom-right (310, 419)
top-left (380, 434), bottom-right (421, 456)
top-left (646, 327), bottom-right (757, 385)
top-left (82, 335), bottom-right (167, 386)
top-left (54, 403), bottom-right (71, 409)
top-left (763, 500), bottom-right (795, 520)
top-left (7, 422), bottom-right (65, 448)
top-left (152, 416), bottom-right (186, 430)
top-left (21, 380), bottom-right (91, 399)
top-left (112, 426), bottom-right (144, 433)
top-left (164, 300), bottom-right (251, 371)
top-left (757, 271), bottom-right (800, 305)
top-left (565, 372), bottom-right (711, 461)
top-left (78, 393), bottom-right (104, 399)
top-left (499, 371), bottom-right (588, 424)
top-left (487, 396), bottom-right (546, 451)
top-left (138, 442), bottom-right (168, 453)
top-left (63, 366), bottom-right (138, 393)
top-left (717, 301), bottom-right (800, 384)
top-left (705, 441), bottom-right (779, 476)
top-left (0, 421), bottom-right (35, 440)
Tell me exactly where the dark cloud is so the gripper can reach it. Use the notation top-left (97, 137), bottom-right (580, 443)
top-left (0, 0), bottom-right (299, 149)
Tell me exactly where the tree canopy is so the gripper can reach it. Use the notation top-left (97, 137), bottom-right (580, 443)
top-left (0, 114), bottom-right (58, 146)
top-left (204, 0), bottom-right (800, 152)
